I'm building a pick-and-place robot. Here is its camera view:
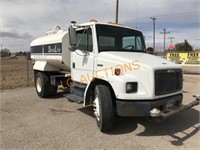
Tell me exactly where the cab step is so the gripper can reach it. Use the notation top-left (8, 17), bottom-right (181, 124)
top-left (66, 94), bottom-right (83, 104)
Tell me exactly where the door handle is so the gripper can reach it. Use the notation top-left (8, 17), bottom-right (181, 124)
top-left (72, 62), bottom-right (75, 68)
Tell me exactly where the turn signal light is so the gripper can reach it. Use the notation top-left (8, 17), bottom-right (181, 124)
top-left (115, 68), bottom-right (121, 75)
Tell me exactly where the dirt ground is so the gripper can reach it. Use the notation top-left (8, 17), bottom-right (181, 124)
top-left (0, 56), bottom-right (34, 90)
top-left (0, 74), bottom-right (199, 150)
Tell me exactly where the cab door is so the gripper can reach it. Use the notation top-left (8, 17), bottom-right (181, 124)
top-left (71, 27), bottom-right (95, 84)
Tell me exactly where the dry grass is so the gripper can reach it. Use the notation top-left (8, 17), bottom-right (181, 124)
top-left (0, 56), bottom-right (34, 90)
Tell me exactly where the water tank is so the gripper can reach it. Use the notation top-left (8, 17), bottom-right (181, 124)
top-left (30, 30), bottom-right (71, 72)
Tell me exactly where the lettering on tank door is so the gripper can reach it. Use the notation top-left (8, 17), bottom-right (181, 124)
top-left (44, 43), bottom-right (62, 53)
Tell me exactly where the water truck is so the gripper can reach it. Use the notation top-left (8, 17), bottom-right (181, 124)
top-left (30, 20), bottom-right (199, 131)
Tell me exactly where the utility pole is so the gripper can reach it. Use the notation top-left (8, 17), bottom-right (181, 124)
top-left (168, 37), bottom-right (175, 45)
top-left (0, 44), bottom-right (2, 51)
top-left (160, 29), bottom-right (170, 51)
top-left (168, 37), bottom-right (175, 51)
top-left (115, 0), bottom-right (119, 24)
top-left (150, 17), bottom-right (156, 51)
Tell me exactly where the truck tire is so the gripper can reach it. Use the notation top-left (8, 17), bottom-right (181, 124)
top-left (93, 85), bottom-right (114, 131)
top-left (35, 72), bottom-right (50, 98)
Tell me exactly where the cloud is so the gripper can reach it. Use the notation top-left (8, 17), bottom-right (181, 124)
top-left (1, 0), bottom-right (200, 52)
top-left (0, 31), bottom-right (33, 39)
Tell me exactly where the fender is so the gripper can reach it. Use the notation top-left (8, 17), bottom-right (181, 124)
top-left (83, 78), bottom-right (116, 107)
top-left (33, 61), bottom-right (59, 71)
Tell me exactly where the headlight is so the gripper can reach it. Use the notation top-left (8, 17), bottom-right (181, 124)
top-left (126, 82), bottom-right (138, 93)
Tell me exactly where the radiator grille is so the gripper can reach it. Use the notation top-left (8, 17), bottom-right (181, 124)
top-left (155, 69), bottom-right (182, 95)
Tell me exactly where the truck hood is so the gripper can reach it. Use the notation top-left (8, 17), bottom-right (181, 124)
top-left (96, 52), bottom-right (182, 100)
top-left (97, 51), bottom-right (181, 70)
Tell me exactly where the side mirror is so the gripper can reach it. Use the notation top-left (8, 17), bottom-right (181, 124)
top-left (146, 47), bottom-right (154, 54)
top-left (68, 26), bottom-right (77, 51)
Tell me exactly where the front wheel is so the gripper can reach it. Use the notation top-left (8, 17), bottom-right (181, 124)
top-left (93, 85), bottom-right (114, 132)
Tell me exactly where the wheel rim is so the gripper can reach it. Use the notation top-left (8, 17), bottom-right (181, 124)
top-left (93, 96), bottom-right (100, 121)
top-left (36, 77), bottom-right (42, 93)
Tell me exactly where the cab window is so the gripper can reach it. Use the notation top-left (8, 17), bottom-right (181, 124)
top-left (77, 28), bottom-right (93, 52)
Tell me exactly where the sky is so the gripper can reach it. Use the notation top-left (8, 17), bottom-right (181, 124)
top-left (0, 0), bottom-right (199, 52)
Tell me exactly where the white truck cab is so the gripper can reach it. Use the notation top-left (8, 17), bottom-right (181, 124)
top-left (30, 21), bottom-right (199, 132)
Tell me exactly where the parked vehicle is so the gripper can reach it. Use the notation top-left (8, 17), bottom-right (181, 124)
top-left (30, 20), bottom-right (199, 131)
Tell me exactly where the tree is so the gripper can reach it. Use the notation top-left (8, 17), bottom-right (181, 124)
top-left (0, 48), bottom-right (11, 57)
top-left (175, 39), bottom-right (193, 51)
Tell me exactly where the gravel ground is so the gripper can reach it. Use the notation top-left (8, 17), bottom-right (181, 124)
top-left (0, 74), bottom-right (200, 150)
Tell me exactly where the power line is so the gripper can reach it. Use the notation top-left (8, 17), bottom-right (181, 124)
top-left (155, 11), bottom-right (199, 18)
top-left (102, 0), bottom-right (112, 22)
top-left (123, 11), bottom-right (199, 24)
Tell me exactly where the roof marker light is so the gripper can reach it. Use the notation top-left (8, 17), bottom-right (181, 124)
top-left (89, 19), bottom-right (98, 22)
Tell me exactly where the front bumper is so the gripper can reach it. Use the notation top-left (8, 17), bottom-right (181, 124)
top-left (116, 94), bottom-right (183, 117)
top-left (152, 95), bottom-right (199, 120)
top-left (116, 94), bottom-right (199, 119)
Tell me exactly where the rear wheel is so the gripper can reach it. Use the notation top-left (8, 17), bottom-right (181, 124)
top-left (93, 85), bottom-right (114, 132)
top-left (35, 72), bottom-right (50, 98)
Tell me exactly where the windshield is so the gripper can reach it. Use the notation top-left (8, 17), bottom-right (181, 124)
top-left (96, 25), bottom-right (146, 53)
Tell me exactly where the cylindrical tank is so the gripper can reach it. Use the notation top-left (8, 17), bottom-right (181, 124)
top-left (30, 30), bottom-right (71, 72)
